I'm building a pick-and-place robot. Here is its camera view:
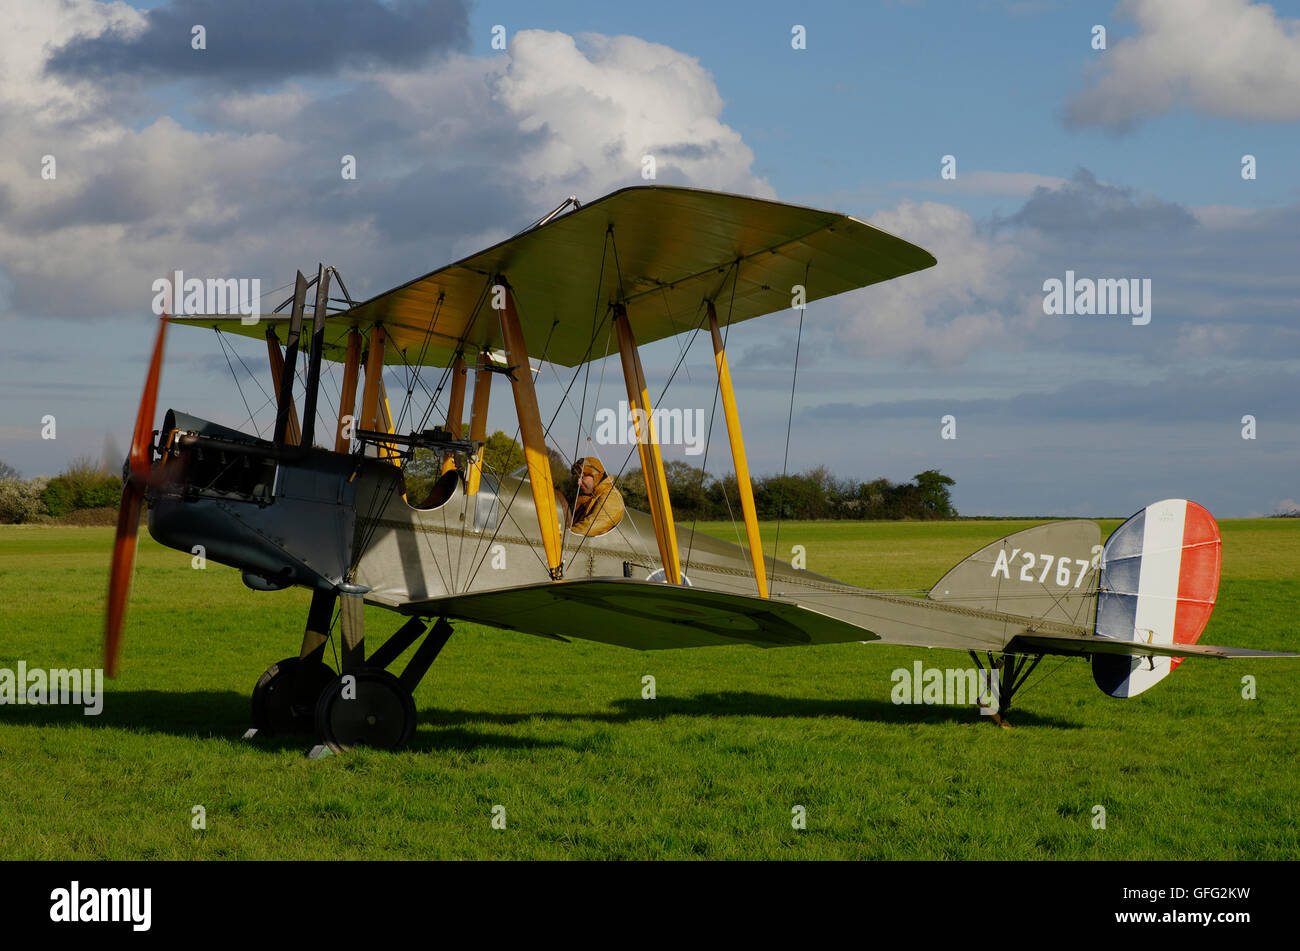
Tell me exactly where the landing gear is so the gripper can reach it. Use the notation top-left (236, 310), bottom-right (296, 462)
top-left (968, 650), bottom-right (1043, 728)
top-left (314, 668), bottom-right (416, 752)
top-left (247, 601), bottom-right (454, 752)
top-left (251, 656), bottom-right (336, 736)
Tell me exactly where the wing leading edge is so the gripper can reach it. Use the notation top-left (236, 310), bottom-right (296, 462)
top-left (171, 186), bottom-right (936, 368)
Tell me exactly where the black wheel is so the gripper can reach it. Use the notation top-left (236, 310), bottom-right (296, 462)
top-left (251, 656), bottom-right (336, 736)
top-left (314, 669), bottom-right (416, 752)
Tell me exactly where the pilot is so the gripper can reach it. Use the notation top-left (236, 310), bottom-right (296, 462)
top-left (569, 456), bottom-right (624, 536)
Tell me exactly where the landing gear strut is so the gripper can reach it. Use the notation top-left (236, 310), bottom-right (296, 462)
top-left (968, 650), bottom-right (1043, 728)
top-left (247, 587), bottom-right (453, 752)
top-left (312, 613), bottom-right (454, 752)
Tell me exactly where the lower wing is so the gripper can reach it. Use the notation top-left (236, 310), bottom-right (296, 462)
top-left (399, 578), bottom-right (879, 650)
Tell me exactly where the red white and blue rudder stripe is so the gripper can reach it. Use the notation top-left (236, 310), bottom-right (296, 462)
top-left (1093, 499), bottom-right (1222, 698)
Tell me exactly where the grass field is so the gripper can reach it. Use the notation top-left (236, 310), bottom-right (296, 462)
top-left (1, 519), bottom-right (1297, 860)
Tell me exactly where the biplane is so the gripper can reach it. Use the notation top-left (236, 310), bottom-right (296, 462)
top-left (105, 185), bottom-right (1295, 750)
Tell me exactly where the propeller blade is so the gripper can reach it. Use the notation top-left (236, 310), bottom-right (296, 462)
top-left (128, 316), bottom-right (168, 479)
top-left (105, 482), bottom-right (144, 677)
top-left (105, 314), bottom-right (168, 677)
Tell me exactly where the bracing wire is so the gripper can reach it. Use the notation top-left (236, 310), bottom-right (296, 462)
top-left (770, 262), bottom-right (810, 591)
top-left (213, 329), bottom-right (262, 437)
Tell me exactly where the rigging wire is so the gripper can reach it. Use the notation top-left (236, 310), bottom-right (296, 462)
top-left (213, 329), bottom-right (262, 438)
top-left (574, 229), bottom-right (611, 464)
top-left (462, 301), bottom-right (570, 589)
top-left (769, 262), bottom-right (810, 593)
top-left (447, 311), bottom-right (559, 589)
top-left (683, 261), bottom-right (741, 581)
top-left (563, 299), bottom-right (711, 576)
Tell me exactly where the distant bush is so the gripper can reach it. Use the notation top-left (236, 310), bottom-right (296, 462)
top-left (40, 455), bottom-right (122, 517)
top-left (79, 479), bottom-right (122, 509)
top-left (42, 478), bottom-right (76, 517)
top-left (0, 477), bottom-right (50, 523)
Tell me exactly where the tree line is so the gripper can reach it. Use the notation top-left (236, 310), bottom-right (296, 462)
top-left (406, 432), bottom-right (958, 521)
top-left (613, 461), bottom-right (958, 521)
top-left (1, 437), bottom-right (958, 524)
top-left (0, 457), bottom-right (122, 524)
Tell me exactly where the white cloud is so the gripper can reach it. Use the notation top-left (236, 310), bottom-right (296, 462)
top-left (797, 180), bottom-right (1300, 370)
top-left (1, 17), bottom-right (770, 319)
top-left (1066, 0), bottom-right (1300, 129)
top-left (827, 200), bottom-right (1028, 366)
top-left (493, 31), bottom-right (773, 199)
top-left (197, 85), bottom-right (312, 129)
top-left (0, 0), bottom-right (144, 117)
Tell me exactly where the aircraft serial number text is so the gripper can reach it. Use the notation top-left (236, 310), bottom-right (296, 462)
top-left (990, 546), bottom-right (1103, 588)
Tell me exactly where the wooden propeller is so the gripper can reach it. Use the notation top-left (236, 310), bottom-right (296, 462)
top-left (105, 314), bottom-right (168, 677)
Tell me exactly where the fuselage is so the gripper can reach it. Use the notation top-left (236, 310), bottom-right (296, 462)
top-left (147, 409), bottom-right (1070, 655)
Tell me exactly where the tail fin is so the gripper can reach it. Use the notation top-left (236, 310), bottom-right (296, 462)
top-left (927, 520), bottom-right (1101, 628)
top-left (1092, 499), bottom-right (1221, 698)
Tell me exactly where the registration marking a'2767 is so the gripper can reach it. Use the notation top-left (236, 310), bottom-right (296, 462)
top-left (990, 546), bottom-right (1103, 588)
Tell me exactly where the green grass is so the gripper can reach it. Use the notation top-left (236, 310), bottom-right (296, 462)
top-left (1, 519), bottom-right (1297, 859)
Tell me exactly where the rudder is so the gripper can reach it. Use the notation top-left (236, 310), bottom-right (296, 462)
top-left (1093, 499), bottom-right (1222, 698)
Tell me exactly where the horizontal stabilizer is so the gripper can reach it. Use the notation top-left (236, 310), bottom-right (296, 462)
top-left (399, 578), bottom-right (879, 650)
top-left (1009, 633), bottom-right (1298, 659)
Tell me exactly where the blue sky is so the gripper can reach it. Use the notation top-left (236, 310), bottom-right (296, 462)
top-left (2, 0), bottom-right (1298, 517)
top-left (464, 0), bottom-right (1300, 214)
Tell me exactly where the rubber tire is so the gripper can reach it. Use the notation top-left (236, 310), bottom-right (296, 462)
top-left (251, 656), bottom-right (337, 737)
top-left (314, 668), bottom-right (417, 752)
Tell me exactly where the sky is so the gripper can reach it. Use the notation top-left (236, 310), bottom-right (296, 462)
top-left (1, 0), bottom-right (1297, 517)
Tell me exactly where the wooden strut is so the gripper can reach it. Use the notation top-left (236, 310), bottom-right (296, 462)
top-left (497, 280), bottom-right (564, 579)
top-left (272, 271), bottom-right (307, 446)
top-left (339, 592), bottom-right (365, 672)
top-left (359, 325), bottom-right (399, 465)
top-left (466, 351), bottom-right (492, 496)
top-left (708, 302), bottom-right (768, 598)
top-left (359, 325), bottom-right (385, 434)
top-left (614, 303), bottom-right (681, 585)
top-left (335, 329), bottom-right (362, 454)
top-left (377, 378), bottom-right (400, 465)
top-left (441, 354), bottom-right (467, 475)
top-left (298, 588), bottom-right (335, 662)
top-left (265, 327), bottom-right (302, 446)
top-left (299, 265), bottom-right (330, 449)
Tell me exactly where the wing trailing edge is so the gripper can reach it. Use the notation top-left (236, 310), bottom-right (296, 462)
top-left (398, 577), bottom-right (879, 651)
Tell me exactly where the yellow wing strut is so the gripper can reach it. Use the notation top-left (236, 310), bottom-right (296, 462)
top-left (708, 303), bottom-right (767, 598)
top-left (467, 351), bottom-right (492, 496)
top-left (614, 303), bottom-right (681, 585)
top-left (499, 281), bottom-right (564, 579)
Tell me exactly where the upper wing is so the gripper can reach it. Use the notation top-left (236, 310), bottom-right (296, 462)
top-left (170, 185), bottom-right (936, 368)
top-left (398, 578), bottom-right (880, 650)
